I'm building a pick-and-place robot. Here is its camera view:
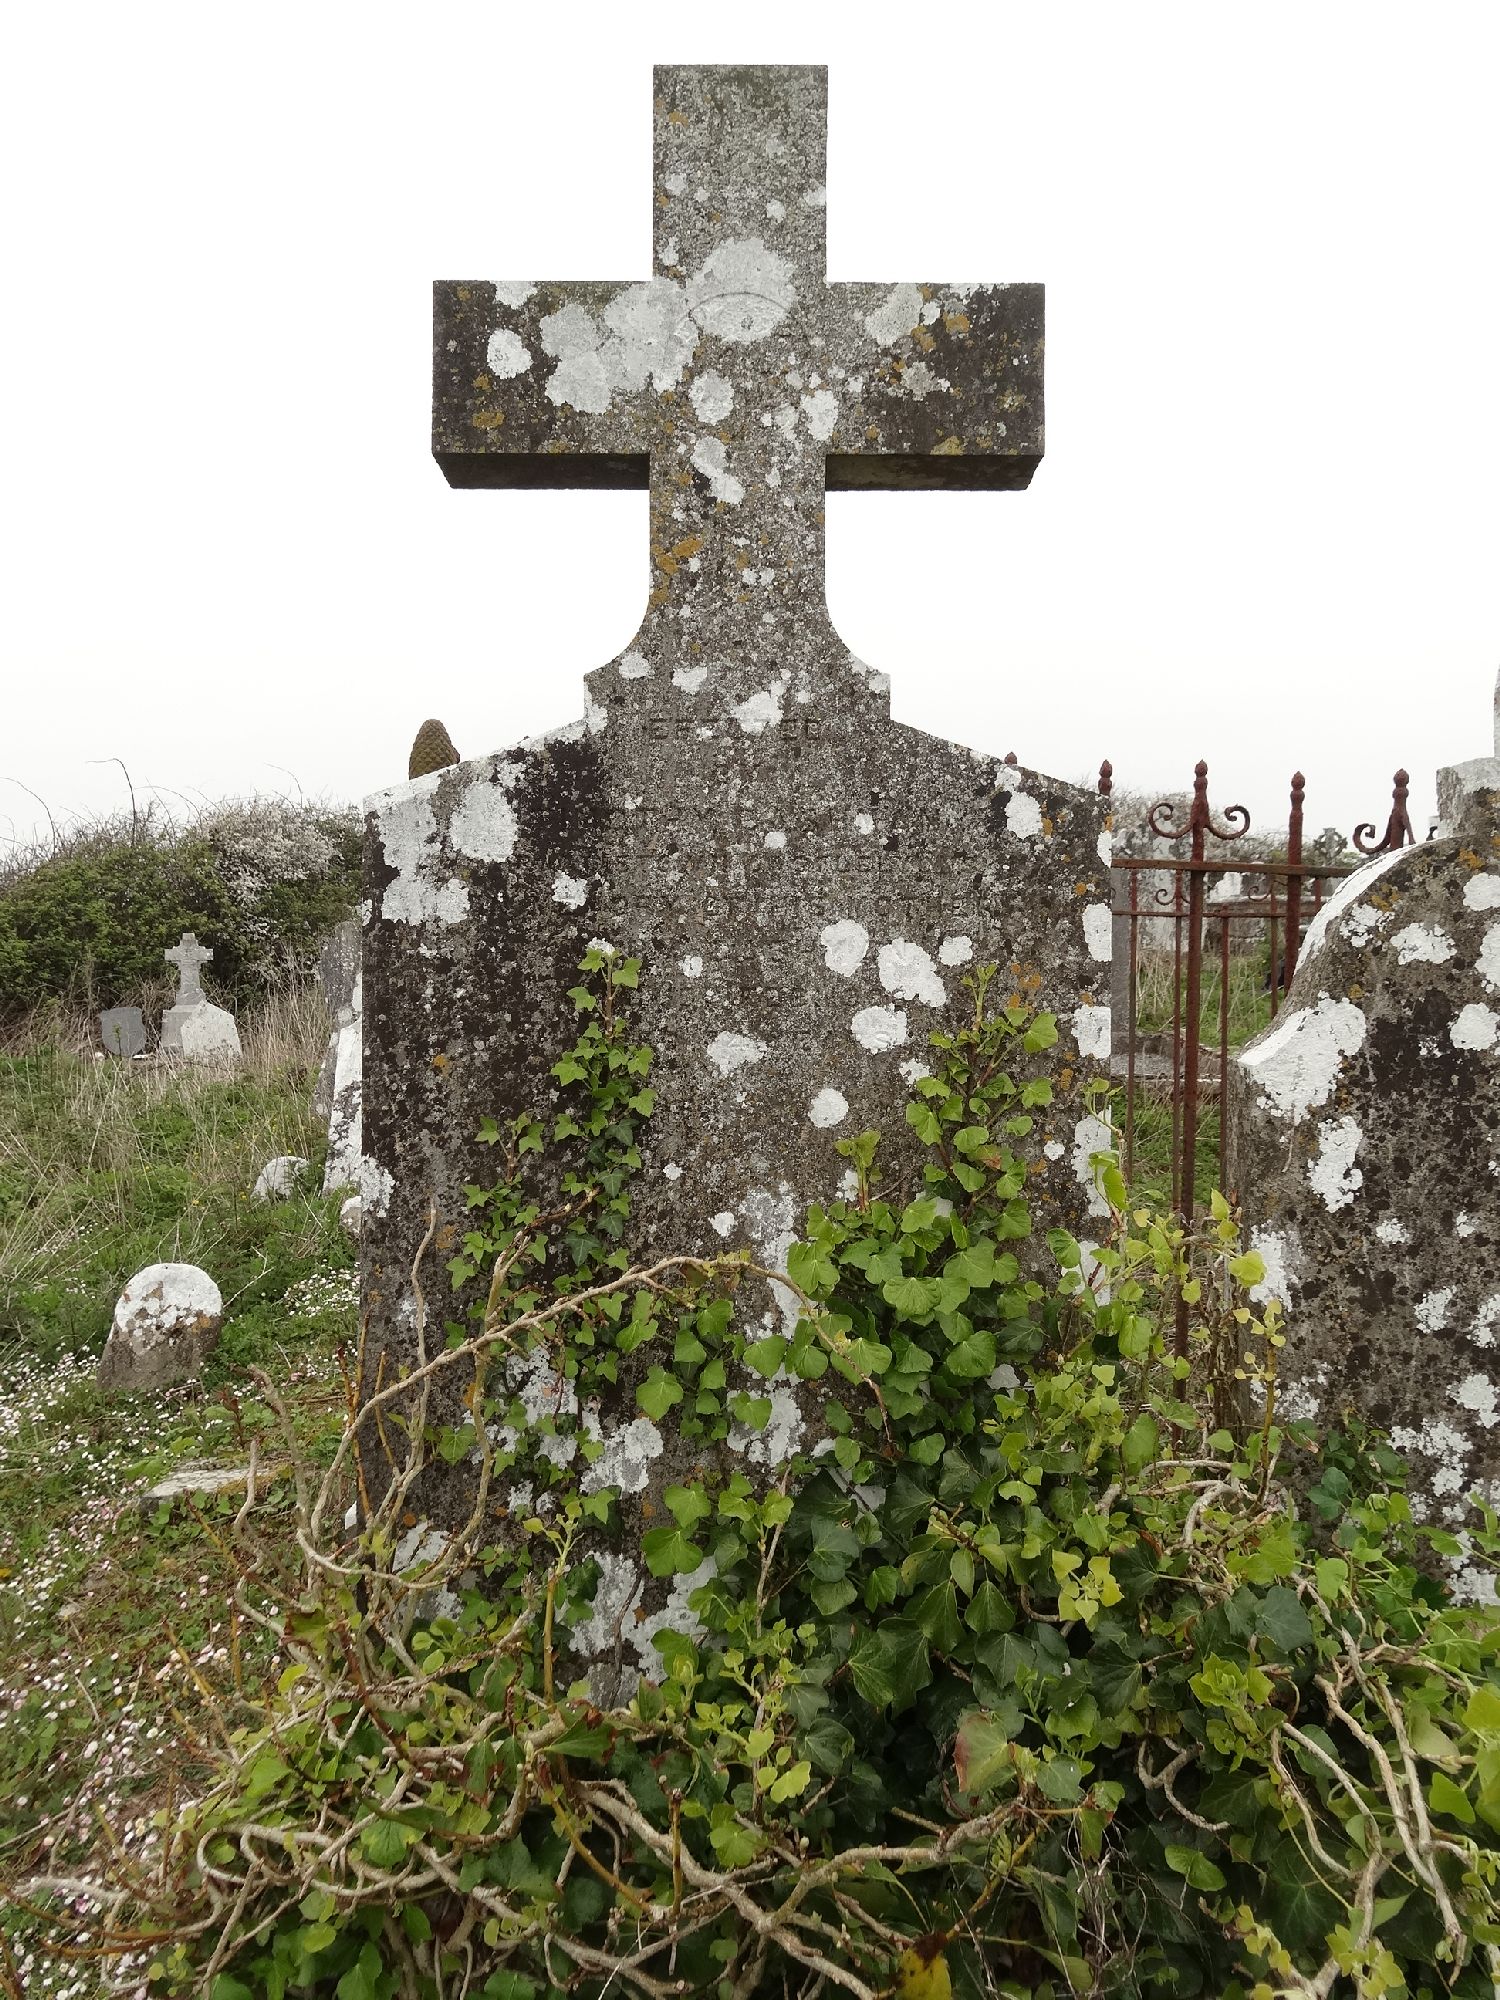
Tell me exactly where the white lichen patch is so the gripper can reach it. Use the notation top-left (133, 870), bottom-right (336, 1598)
top-left (1465, 874), bottom-right (1500, 912)
top-left (1452, 1003), bottom-right (1500, 1051)
top-left (691, 435), bottom-right (745, 505)
top-left (810, 1087), bottom-right (849, 1129)
top-left (1097, 827), bottom-right (1114, 868)
top-left (1248, 1227), bottom-right (1298, 1308)
top-left (1417, 1288), bottom-right (1457, 1334)
top-left (763, 830), bottom-right (786, 850)
top-left (899, 1058), bottom-right (932, 1086)
top-left (852, 1006), bottom-right (907, 1053)
top-left (1072, 1005), bottom-right (1112, 1062)
top-left (1457, 1212), bottom-right (1479, 1237)
top-left (617, 649), bottom-right (652, 680)
top-left (1005, 791), bottom-right (1043, 839)
top-left (742, 1183), bottom-right (800, 1335)
top-left (731, 675), bottom-right (789, 735)
top-left (710, 1211), bottom-right (736, 1238)
top-left (1299, 846), bottom-right (1410, 961)
top-left (1043, 1140), bottom-right (1066, 1162)
top-left (689, 237), bottom-right (796, 344)
top-left (1479, 924), bottom-right (1500, 992)
top-left (551, 872), bottom-right (588, 909)
top-left (800, 388), bottom-right (838, 440)
top-left (1391, 1417), bottom-right (1472, 1500)
top-left (673, 664), bottom-right (709, 693)
top-left (485, 328), bottom-right (531, 379)
top-left (689, 370), bottom-right (734, 423)
top-left (820, 919), bottom-right (870, 976)
top-left (580, 1416), bottom-right (665, 1495)
top-left (877, 940), bottom-right (946, 1007)
top-left (1374, 1217), bottom-right (1410, 1246)
top-left (730, 1376), bottom-right (805, 1466)
top-left (1452, 1372), bottom-right (1500, 1429)
top-left (864, 283), bottom-right (924, 347)
top-left (1239, 994), bottom-right (1366, 1122)
top-left (1082, 904), bottom-right (1113, 963)
top-left (939, 935), bottom-right (973, 967)
top-left (493, 280), bottom-right (536, 309)
top-left (1071, 1114), bottom-right (1116, 1220)
top-left (1391, 922), bottom-right (1455, 966)
top-left (1307, 1115), bottom-right (1363, 1212)
top-left (854, 812), bottom-right (874, 835)
top-left (1472, 1294), bottom-right (1500, 1349)
top-left (706, 1032), bottom-right (766, 1077)
top-left (662, 1162), bottom-right (682, 1182)
top-left (371, 774), bottom-right (469, 928)
top-left (680, 955), bottom-right (704, 979)
top-left (448, 781), bottom-right (518, 865)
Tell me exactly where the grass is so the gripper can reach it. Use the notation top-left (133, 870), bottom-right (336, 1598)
top-left (0, 989), bottom-right (357, 1996)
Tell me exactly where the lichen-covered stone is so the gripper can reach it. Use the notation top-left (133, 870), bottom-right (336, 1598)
top-left (361, 66), bottom-right (1110, 1658)
top-left (99, 1263), bottom-right (223, 1394)
top-left (314, 920), bottom-right (364, 1192)
top-left (1229, 772), bottom-right (1500, 1593)
top-left (252, 1155), bottom-right (309, 1203)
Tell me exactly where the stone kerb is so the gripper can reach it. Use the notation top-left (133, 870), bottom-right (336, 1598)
top-left (1227, 783), bottom-right (1500, 1588)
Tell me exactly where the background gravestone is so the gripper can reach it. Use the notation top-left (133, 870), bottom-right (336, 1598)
top-left (99, 1007), bottom-right (146, 1058)
top-left (1229, 679), bottom-right (1500, 1591)
top-left (313, 919), bottom-right (364, 1192)
top-left (360, 66), bottom-right (1112, 1660)
top-left (159, 932), bottom-right (241, 1061)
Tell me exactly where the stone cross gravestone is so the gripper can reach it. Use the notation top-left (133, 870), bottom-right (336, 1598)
top-left (1228, 673), bottom-right (1500, 1592)
top-left (362, 66), bottom-right (1111, 1641)
top-left (99, 1006), bottom-right (147, 1058)
top-left (160, 932), bottom-right (242, 1060)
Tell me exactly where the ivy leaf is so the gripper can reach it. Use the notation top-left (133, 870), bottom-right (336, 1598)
top-left (1262, 1838), bottom-right (1344, 1951)
top-left (641, 1527), bottom-right (705, 1578)
top-left (836, 1338), bottom-right (892, 1381)
top-left (954, 1708), bottom-right (1013, 1796)
top-left (1256, 1585), bottom-right (1314, 1656)
top-left (636, 1369), bottom-right (683, 1420)
top-left (709, 1818), bottom-right (763, 1868)
top-left (848, 1621), bottom-right (932, 1712)
top-left (1023, 1014), bottom-right (1059, 1052)
top-left (743, 1335), bottom-right (788, 1378)
top-left (1429, 1770), bottom-right (1475, 1825)
top-left (882, 1276), bottom-right (941, 1321)
top-left (943, 1329), bottom-right (997, 1380)
top-left (731, 1393), bottom-right (773, 1431)
top-left (911, 1580), bottom-right (963, 1653)
top-left (663, 1484), bottom-right (710, 1531)
top-left (358, 1817), bottom-right (415, 1869)
top-left (768, 1759), bottom-right (812, 1803)
top-left (1163, 1845), bottom-right (1226, 1894)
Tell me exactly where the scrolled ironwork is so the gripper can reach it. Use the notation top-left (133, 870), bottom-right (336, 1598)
top-left (1353, 768), bottom-right (1414, 857)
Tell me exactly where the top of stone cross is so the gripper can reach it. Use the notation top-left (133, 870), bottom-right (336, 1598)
top-left (165, 932), bottom-right (212, 1005)
top-left (432, 65), bottom-right (1043, 713)
top-left (1435, 665), bottom-right (1500, 834)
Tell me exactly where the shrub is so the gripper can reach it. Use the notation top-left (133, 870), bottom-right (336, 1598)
top-left (28, 960), bottom-right (1500, 1999)
top-left (0, 796), bottom-right (360, 1023)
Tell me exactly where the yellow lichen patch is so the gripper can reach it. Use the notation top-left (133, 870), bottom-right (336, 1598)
top-left (1059, 1065), bottom-right (1076, 1093)
top-left (865, 425), bottom-right (880, 442)
top-left (1074, 882), bottom-right (1089, 896)
top-left (944, 311), bottom-right (971, 335)
top-left (647, 584), bottom-right (671, 610)
top-left (672, 534), bottom-right (704, 561)
top-left (1042, 816), bottom-right (1054, 837)
top-left (734, 551), bottom-right (751, 570)
top-left (473, 373), bottom-right (492, 393)
top-left (657, 552), bottom-right (679, 576)
top-left (471, 410), bottom-right (506, 430)
top-left (1348, 984), bottom-right (1364, 1003)
top-left (668, 108), bottom-right (688, 125)
top-left (914, 326), bottom-right (936, 353)
top-left (456, 285), bottom-right (471, 302)
top-left (933, 437), bottom-right (964, 455)
top-left (435, 1224), bottom-right (455, 1254)
top-left (433, 1052), bottom-right (449, 1071)
top-left (1461, 848), bottom-right (1484, 869)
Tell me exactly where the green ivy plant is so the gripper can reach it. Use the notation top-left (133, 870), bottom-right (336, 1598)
top-left (25, 958), bottom-right (1500, 2000)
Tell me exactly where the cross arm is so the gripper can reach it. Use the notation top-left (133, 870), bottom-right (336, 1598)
top-left (821, 282), bottom-right (1043, 491)
top-left (434, 280), bottom-right (674, 490)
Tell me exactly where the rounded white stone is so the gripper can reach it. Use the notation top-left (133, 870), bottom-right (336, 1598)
top-left (253, 1155), bottom-right (308, 1203)
top-left (339, 1195), bottom-right (362, 1239)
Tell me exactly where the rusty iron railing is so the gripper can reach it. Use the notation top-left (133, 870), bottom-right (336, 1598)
top-left (1099, 761), bottom-right (1416, 1370)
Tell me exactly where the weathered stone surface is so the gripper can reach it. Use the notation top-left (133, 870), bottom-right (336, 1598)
top-left (98, 1262), bottom-right (223, 1394)
top-left (99, 1007), bottom-right (146, 1058)
top-left (253, 1154), bottom-right (309, 1203)
top-left (361, 65), bottom-right (1110, 1653)
top-left (138, 1461), bottom-right (288, 1514)
top-left (339, 1194), bottom-right (362, 1240)
top-left (1229, 747), bottom-right (1500, 1592)
top-left (313, 920), bottom-right (364, 1191)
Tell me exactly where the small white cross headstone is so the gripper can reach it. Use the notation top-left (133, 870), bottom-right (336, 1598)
top-left (165, 932), bottom-right (213, 1007)
top-left (160, 930), bottom-right (242, 1062)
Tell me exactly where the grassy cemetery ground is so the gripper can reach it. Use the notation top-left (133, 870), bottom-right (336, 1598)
top-left (0, 989), bottom-right (356, 1994)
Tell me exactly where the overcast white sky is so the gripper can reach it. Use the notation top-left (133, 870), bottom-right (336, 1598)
top-left (3, 1), bottom-right (1497, 856)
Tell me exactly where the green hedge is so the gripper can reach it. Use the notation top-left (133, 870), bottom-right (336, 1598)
top-left (0, 802), bottom-right (361, 1022)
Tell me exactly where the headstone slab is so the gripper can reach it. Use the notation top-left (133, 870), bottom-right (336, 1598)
top-left (1228, 777), bottom-right (1500, 1594)
top-left (99, 1006), bottom-right (147, 1058)
top-left (1436, 666), bottom-right (1500, 834)
top-left (173, 1001), bottom-right (242, 1062)
top-left (314, 919), bottom-right (365, 1191)
top-left (362, 63), bottom-right (1111, 1603)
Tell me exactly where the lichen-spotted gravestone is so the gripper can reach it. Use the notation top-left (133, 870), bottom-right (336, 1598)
top-left (362, 66), bottom-right (1111, 1628)
top-left (1229, 682), bottom-right (1500, 1594)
